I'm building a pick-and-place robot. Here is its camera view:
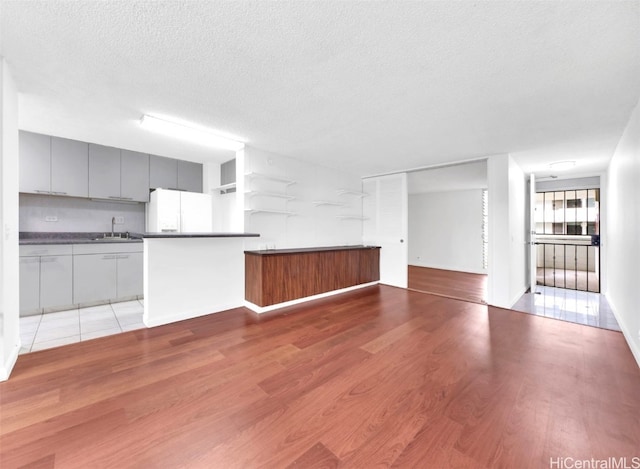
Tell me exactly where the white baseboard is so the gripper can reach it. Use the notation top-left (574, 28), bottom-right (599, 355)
top-left (408, 262), bottom-right (487, 275)
top-left (605, 294), bottom-right (640, 369)
top-left (509, 285), bottom-right (529, 309)
top-left (143, 301), bottom-right (244, 328)
top-left (0, 340), bottom-right (20, 382)
top-left (244, 281), bottom-right (379, 314)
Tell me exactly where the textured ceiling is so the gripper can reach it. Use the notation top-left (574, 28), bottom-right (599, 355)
top-left (1, 1), bottom-right (639, 175)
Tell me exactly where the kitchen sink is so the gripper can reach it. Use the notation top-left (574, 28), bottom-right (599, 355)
top-left (93, 233), bottom-right (134, 241)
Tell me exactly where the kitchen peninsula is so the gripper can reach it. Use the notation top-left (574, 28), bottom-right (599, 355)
top-left (142, 232), bottom-right (259, 327)
top-left (244, 245), bottom-right (381, 311)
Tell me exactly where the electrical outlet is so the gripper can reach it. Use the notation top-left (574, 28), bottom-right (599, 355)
top-left (45, 216), bottom-right (58, 222)
top-left (114, 216), bottom-right (125, 224)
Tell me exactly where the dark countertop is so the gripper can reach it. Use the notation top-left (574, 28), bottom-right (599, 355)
top-left (142, 232), bottom-right (260, 238)
top-left (245, 245), bottom-right (381, 255)
top-left (19, 232), bottom-right (143, 245)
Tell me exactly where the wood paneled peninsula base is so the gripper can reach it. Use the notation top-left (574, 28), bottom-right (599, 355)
top-left (245, 245), bottom-right (380, 308)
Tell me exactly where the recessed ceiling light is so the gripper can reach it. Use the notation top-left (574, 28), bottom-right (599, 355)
top-left (139, 115), bottom-right (245, 151)
top-left (549, 160), bottom-right (576, 171)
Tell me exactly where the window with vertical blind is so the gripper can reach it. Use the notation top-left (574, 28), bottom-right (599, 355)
top-left (482, 189), bottom-right (488, 269)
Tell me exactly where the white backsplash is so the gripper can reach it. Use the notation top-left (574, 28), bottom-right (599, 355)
top-left (20, 193), bottom-right (146, 233)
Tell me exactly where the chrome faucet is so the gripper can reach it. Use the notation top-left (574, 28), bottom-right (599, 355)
top-left (111, 217), bottom-right (116, 237)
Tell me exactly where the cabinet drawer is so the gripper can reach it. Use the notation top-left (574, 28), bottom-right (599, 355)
top-left (20, 244), bottom-right (73, 257)
top-left (72, 242), bottom-right (143, 255)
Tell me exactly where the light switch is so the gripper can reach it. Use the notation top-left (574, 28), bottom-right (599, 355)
top-left (114, 216), bottom-right (125, 224)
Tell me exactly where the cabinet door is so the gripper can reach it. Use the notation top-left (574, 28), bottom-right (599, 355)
top-left (221, 158), bottom-right (236, 186)
top-left (149, 155), bottom-right (178, 190)
top-left (19, 257), bottom-right (41, 315)
top-left (89, 144), bottom-right (121, 199)
top-left (19, 131), bottom-right (51, 194)
top-left (116, 252), bottom-right (143, 299)
top-left (51, 137), bottom-right (89, 197)
top-left (73, 254), bottom-right (117, 304)
top-left (177, 160), bottom-right (203, 193)
top-left (121, 150), bottom-right (150, 202)
top-left (40, 255), bottom-right (73, 310)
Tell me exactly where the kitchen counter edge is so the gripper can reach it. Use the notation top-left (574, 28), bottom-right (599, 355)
top-left (245, 245), bottom-right (381, 255)
top-left (142, 232), bottom-right (260, 238)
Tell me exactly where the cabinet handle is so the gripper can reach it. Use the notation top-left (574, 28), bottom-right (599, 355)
top-left (108, 196), bottom-right (134, 201)
top-left (102, 255), bottom-right (116, 260)
top-left (52, 191), bottom-right (68, 195)
top-left (35, 190), bottom-right (51, 194)
top-left (120, 197), bottom-right (133, 200)
top-left (108, 196), bottom-right (121, 199)
top-left (40, 257), bottom-right (58, 263)
top-left (117, 255), bottom-right (129, 259)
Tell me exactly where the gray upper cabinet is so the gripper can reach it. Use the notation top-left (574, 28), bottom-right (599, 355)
top-left (19, 131), bottom-right (51, 194)
top-left (121, 150), bottom-right (150, 202)
top-left (149, 155), bottom-right (178, 190)
top-left (89, 144), bottom-right (121, 199)
top-left (51, 137), bottom-right (89, 197)
top-left (221, 158), bottom-right (236, 186)
top-left (177, 160), bottom-right (203, 193)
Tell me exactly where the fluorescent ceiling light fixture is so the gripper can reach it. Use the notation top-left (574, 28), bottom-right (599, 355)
top-left (140, 115), bottom-right (245, 151)
top-left (549, 160), bottom-right (576, 171)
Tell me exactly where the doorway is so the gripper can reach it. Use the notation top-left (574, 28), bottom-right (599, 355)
top-left (534, 188), bottom-right (600, 293)
top-left (406, 161), bottom-right (488, 303)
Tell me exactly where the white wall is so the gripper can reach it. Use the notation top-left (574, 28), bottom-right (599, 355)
top-left (408, 189), bottom-right (485, 274)
top-left (243, 146), bottom-right (363, 250)
top-left (0, 58), bottom-right (20, 381)
top-left (605, 99), bottom-right (640, 367)
top-left (487, 154), bottom-right (528, 308)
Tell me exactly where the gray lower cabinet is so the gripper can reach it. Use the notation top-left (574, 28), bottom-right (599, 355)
top-left (117, 252), bottom-right (143, 299)
top-left (19, 257), bottom-right (40, 314)
top-left (150, 154), bottom-right (178, 190)
top-left (89, 144), bottom-right (121, 199)
top-left (177, 160), bottom-right (203, 192)
top-left (51, 137), bottom-right (89, 197)
top-left (72, 243), bottom-right (143, 305)
top-left (73, 253), bottom-right (118, 305)
top-left (121, 150), bottom-right (150, 202)
top-left (19, 250), bottom-right (73, 315)
top-left (40, 255), bottom-right (73, 310)
top-left (19, 131), bottom-right (51, 194)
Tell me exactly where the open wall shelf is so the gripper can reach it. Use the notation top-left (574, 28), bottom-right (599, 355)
top-left (312, 200), bottom-right (345, 207)
top-left (245, 209), bottom-right (296, 216)
top-left (337, 189), bottom-right (369, 197)
top-left (336, 215), bottom-right (369, 220)
top-left (245, 172), bottom-right (296, 185)
top-left (246, 191), bottom-right (295, 200)
top-left (212, 182), bottom-right (237, 192)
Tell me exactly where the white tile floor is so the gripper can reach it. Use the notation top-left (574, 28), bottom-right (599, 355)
top-left (511, 286), bottom-right (620, 331)
top-left (19, 299), bottom-right (145, 354)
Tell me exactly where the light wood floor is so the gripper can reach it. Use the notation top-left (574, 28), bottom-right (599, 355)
top-left (1, 285), bottom-right (639, 468)
top-left (408, 265), bottom-right (487, 304)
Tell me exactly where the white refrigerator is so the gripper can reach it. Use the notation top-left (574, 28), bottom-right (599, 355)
top-left (147, 189), bottom-right (213, 233)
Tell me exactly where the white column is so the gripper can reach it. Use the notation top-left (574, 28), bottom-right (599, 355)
top-left (487, 154), bottom-right (528, 309)
top-left (0, 57), bottom-right (20, 381)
